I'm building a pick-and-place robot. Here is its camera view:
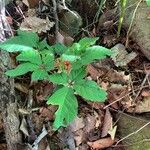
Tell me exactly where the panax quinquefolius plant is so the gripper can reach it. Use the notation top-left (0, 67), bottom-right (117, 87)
top-left (0, 30), bottom-right (112, 129)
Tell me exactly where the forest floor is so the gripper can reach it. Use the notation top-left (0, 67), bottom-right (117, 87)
top-left (0, 0), bottom-right (150, 150)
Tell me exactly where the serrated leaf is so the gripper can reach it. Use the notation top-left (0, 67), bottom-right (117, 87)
top-left (52, 43), bottom-right (68, 55)
top-left (81, 46), bottom-right (112, 65)
top-left (69, 67), bottom-right (86, 81)
top-left (38, 40), bottom-right (51, 50)
top-left (146, 0), bottom-right (150, 7)
top-left (47, 87), bottom-right (78, 129)
top-left (79, 37), bottom-right (99, 49)
top-left (73, 80), bottom-right (107, 102)
top-left (41, 51), bottom-right (54, 71)
top-left (31, 69), bottom-right (49, 81)
top-left (61, 54), bottom-right (80, 62)
top-left (0, 30), bottom-right (39, 52)
top-left (49, 72), bottom-right (68, 85)
top-left (5, 62), bottom-right (38, 77)
top-left (17, 50), bottom-right (42, 65)
top-left (69, 43), bottom-right (81, 54)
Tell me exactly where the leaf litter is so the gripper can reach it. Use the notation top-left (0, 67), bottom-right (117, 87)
top-left (1, 0), bottom-right (150, 150)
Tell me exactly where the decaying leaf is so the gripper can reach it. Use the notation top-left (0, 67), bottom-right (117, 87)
top-left (20, 16), bottom-right (54, 33)
top-left (101, 108), bottom-right (112, 138)
top-left (69, 117), bottom-right (85, 132)
top-left (111, 43), bottom-right (137, 67)
top-left (134, 96), bottom-right (150, 113)
top-left (20, 117), bottom-right (29, 136)
top-left (87, 137), bottom-right (115, 149)
top-left (108, 126), bottom-right (117, 140)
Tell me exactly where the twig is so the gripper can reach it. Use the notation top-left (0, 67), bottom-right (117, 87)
top-left (104, 85), bottom-right (149, 109)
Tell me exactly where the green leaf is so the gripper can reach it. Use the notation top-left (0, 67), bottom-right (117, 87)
top-left (146, 0), bottom-right (150, 7)
top-left (52, 43), bottom-right (68, 55)
top-left (47, 87), bottom-right (78, 129)
top-left (31, 69), bottom-right (49, 81)
top-left (69, 43), bottom-right (81, 54)
top-left (81, 46), bottom-right (112, 65)
top-left (49, 72), bottom-right (68, 85)
top-left (78, 37), bottom-right (99, 49)
top-left (17, 50), bottom-right (42, 65)
top-left (5, 62), bottom-right (38, 77)
top-left (73, 80), bottom-right (107, 102)
top-left (0, 30), bottom-right (39, 52)
top-left (61, 54), bottom-right (80, 62)
top-left (69, 67), bottom-right (86, 81)
top-left (41, 51), bottom-right (54, 71)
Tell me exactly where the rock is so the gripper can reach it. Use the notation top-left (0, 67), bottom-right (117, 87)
top-left (123, 0), bottom-right (150, 60)
top-left (117, 113), bottom-right (150, 150)
top-left (59, 10), bottom-right (82, 36)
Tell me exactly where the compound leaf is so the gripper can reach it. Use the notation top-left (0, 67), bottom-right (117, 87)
top-left (17, 50), bottom-right (42, 65)
top-left (47, 87), bottom-right (78, 129)
top-left (0, 30), bottom-right (39, 52)
top-left (73, 80), bottom-right (107, 102)
top-left (49, 72), bottom-right (68, 85)
top-left (81, 46), bottom-right (112, 65)
top-left (5, 62), bottom-right (38, 77)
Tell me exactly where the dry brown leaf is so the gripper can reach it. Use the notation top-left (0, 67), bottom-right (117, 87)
top-left (39, 106), bottom-right (57, 120)
top-left (20, 117), bottom-right (29, 136)
top-left (141, 90), bottom-right (150, 97)
top-left (87, 64), bottom-right (100, 80)
top-left (101, 108), bottom-right (112, 138)
top-left (69, 117), bottom-right (85, 132)
top-left (20, 16), bottom-right (54, 33)
top-left (111, 43), bottom-right (137, 67)
top-left (108, 126), bottom-right (117, 140)
top-left (15, 83), bottom-right (29, 94)
top-left (87, 137), bottom-right (115, 149)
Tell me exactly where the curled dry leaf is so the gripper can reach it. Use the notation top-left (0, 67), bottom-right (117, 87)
top-left (87, 137), bottom-right (115, 149)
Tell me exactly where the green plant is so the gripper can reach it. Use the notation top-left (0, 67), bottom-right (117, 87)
top-left (0, 30), bottom-right (112, 129)
top-left (146, 0), bottom-right (150, 7)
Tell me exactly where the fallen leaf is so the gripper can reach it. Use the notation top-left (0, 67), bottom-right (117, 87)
top-left (101, 108), bottom-right (112, 138)
top-left (20, 16), bottom-right (54, 33)
top-left (108, 126), bottom-right (117, 140)
top-left (69, 117), bottom-right (85, 132)
top-left (20, 117), bottom-right (29, 136)
top-left (15, 83), bottom-right (29, 94)
top-left (39, 106), bottom-right (57, 120)
top-left (87, 137), bottom-right (115, 149)
top-left (134, 96), bottom-right (150, 113)
top-left (111, 43), bottom-right (137, 67)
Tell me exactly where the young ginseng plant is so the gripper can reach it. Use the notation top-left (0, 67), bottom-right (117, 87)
top-left (0, 30), bottom-right (113, 129)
